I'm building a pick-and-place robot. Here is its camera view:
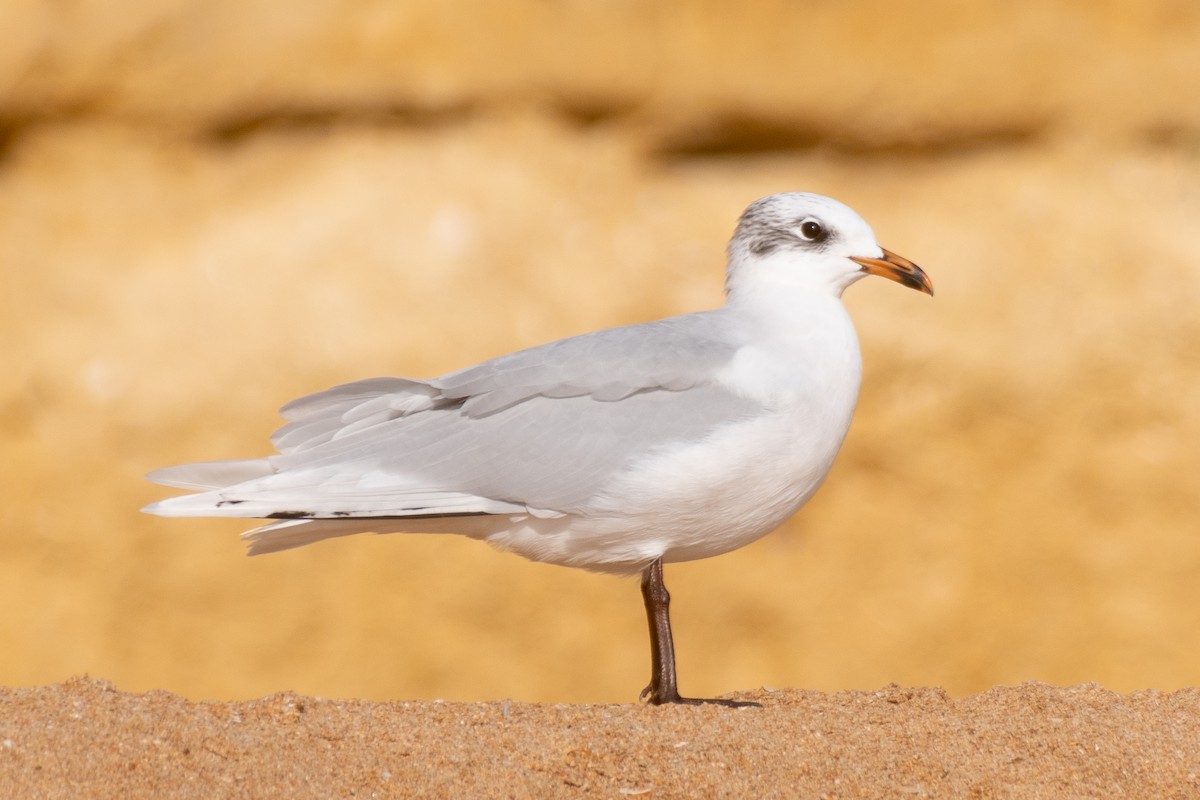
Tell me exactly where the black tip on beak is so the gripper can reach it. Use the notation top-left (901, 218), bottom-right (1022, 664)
top-left (850, 248), bottom-right (934, 296)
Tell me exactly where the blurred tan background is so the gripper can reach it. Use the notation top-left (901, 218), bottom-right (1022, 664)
top-left (2, 0), bottom-right (1199, 704)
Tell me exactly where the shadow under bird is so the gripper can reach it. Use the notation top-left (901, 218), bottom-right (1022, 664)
top-left (144, 192), bottom-right (933, 705)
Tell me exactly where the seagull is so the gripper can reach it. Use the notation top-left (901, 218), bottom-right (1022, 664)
top-left (144, 192), bottom-right (933, 705)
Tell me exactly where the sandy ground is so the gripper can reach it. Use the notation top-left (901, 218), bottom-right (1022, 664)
top-left (2, 678), bottom-right (1198, 798)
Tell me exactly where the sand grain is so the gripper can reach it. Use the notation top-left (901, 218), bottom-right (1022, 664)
top-left (2, 678), bottom-right (1198, 798)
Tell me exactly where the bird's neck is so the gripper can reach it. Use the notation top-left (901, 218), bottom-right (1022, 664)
top-left (721, 285), bottom-right (863, 413)
top-left (725, 283), bottom-right (852, 338)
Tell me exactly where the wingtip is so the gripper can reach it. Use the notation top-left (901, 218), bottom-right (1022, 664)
top-left (139, 495), bottom-right (188, 517)
top-left (144, 467), bottom-right (176, 487)
top-left (144, 459), bottom-right (275, 490)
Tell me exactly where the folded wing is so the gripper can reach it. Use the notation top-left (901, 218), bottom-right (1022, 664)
top-left (144, 311), bottom-right (759, 521)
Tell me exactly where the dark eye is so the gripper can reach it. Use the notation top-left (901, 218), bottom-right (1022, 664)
top-left (798, 218), bottom-right (825, 242)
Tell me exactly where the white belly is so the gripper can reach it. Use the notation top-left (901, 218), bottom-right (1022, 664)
top-left (484, 344), bottom-right (862, 573)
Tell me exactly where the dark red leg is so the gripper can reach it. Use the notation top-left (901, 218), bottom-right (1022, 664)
top-left (638, 557), bottom-right (758, 707)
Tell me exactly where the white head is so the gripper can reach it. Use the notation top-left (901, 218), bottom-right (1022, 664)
top-left (725, 193), bottom-right (933, 299)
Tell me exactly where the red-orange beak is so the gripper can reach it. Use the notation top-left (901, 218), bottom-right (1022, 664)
top-left (850, 248), bottom-right (934, 296)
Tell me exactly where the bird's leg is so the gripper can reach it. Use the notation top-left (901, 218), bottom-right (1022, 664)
top-left (639, 557), bottom-right (684, 704)
top-left (638, 558), bottom-right (761, 707)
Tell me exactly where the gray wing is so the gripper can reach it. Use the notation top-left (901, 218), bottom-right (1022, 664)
top-left (147, 310), bottom-right (761, 517)
top-left (269, 310), bottom-right (747, 453)
top-left (434, 313), bottom-right (745, 416)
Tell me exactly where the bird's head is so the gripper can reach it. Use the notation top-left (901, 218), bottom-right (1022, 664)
top-left (725, 193), bottom-right (934, 299)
